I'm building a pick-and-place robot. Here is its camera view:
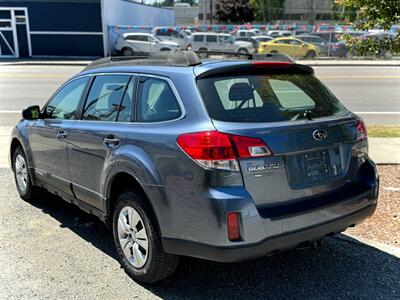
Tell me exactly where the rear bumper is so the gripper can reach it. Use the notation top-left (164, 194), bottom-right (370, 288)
top-left (163, 202), bottom-right (376, 262)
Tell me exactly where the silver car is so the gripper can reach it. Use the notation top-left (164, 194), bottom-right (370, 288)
top-left (115, 32), bottom-right (179, 56)
top-left (188, 32), bottom-right (255, 55)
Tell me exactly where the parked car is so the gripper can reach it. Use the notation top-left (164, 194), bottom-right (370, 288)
top-left (259, 37), bottom-right (320, 58)
top-left (235, 36), bottom-right (259, 49)
top-left (292, 29), bottom-right (311, 36)
top-left (233, 29), bottom-right (257, 38)
top-left (116, 32), bottom-right (179, 56)
top-left (236, 36), bottom-right (274, 52)
top-left (10, 51), bottom-right (378, 284)
top-left (152, 28), bottom-right (190, 49)
top-left (188, 32), bottom-right (255, 55)
top-left (252, 35), bottom-right (274, 43)
top-left (310, 32), bottom-right (348, 57)
top-left (297, 34), bottom-right (330, 56)
top-left (267, 30), bottom-right (293, 37)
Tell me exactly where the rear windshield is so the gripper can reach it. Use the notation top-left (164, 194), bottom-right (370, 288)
top-left (197, 74), bottom-right (347, 123)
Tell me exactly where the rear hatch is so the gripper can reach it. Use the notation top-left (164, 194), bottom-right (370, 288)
top-left (196, 63), bottom-right (363, 208)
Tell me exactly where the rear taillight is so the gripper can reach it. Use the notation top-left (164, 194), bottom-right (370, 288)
top-left (356, 120), bottom-right (367, 141)
top-left (177, 130), bottom-right (272, 171)
top-left (227, 212), bottom-right (241, 241)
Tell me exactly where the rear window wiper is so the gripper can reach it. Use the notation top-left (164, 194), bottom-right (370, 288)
top-left (290, 109), bottom-right (313, 121)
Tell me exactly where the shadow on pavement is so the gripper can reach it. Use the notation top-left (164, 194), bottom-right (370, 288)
top-left (31, 190), bottom-right (399, 299)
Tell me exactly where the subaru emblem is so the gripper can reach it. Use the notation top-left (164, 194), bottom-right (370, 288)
top-left (313, 129), bottom-right (328, 141)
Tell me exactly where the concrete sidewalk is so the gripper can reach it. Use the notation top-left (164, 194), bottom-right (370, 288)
top-left (0, 126), bottom-right (398, 167)
top-left (1, 58), bottom-right (399, 67)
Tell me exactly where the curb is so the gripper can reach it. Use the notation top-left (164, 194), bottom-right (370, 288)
top-left (339, 233), bottom-right (400, 258)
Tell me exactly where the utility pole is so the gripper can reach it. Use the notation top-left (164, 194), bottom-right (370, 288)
top-left (210, 0), bottom-right (213, 25)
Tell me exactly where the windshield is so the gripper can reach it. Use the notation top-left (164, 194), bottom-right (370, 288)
top-left (152, 35), bottom-right (162, 42)
top-left (197, 74), bottom-right (347, 123)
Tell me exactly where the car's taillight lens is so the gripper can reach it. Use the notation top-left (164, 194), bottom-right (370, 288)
top-left (227, 212), bottom-right (241, 241)
top-left (356, 120), bottom-right (368, 141)
top-left (177, 130), bottom-right (271, 171)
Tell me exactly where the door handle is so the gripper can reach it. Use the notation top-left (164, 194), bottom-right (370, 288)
top-left (103, 135), bottom-right (120, 148)
top-left (56, 129), bottom-right (67, 140)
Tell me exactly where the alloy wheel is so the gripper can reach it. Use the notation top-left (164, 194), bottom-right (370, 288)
top-left (117, 206), bottom-right (149, 268)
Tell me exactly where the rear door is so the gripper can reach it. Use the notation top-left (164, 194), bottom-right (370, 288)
top-left (67, 74), bottom-right (136, 210)
top-left (206, 34), bottom-right (219, 51)
top-left (197, 72), bottom-right (359, 208)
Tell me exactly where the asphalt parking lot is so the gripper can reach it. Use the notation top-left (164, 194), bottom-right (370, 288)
top-left (0, 168), bottom-right (399, 299)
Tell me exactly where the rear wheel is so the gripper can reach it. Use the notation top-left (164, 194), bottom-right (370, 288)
top-left (112, 189), bottom-right (179, 284)
top-left (12, 146), bottom-right (39, 202)
top-left (122, 47), bottom-right (134, 56)
top-left (238, 48), bottom-right (248, 54)
top-left (198, 47), bottom-right (208, 58)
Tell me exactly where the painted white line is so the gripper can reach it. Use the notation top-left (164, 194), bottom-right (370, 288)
top-left (355, 112), bottom-right (400, 115)
top-left (0, 111), bottom-right (20, 113)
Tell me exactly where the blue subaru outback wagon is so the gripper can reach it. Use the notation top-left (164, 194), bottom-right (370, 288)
top-left (10, 52), bottom-right (379, 283)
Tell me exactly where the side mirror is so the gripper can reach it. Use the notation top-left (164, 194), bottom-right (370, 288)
top-left (22, 105), bottom-right (41, 120)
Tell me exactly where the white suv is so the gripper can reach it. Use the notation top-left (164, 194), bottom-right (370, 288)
top-left (116, 32), bottom-right (179, 56)
top-left (188, 32), bottom-right (255, 55)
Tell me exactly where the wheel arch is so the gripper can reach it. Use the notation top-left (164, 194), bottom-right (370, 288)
top-left (10, 137), bottom-right (23, 169)
top-left (104, 167), bottom-right (165, 238)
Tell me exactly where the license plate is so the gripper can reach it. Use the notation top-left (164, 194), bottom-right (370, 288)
top-left (286, 147), bottom-right (343, 186)
top-left (304, 148), bottom-right (342, 182)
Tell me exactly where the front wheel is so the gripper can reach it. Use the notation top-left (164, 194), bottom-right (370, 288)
top-left (12, 146), bottom-right (39, 202)
top-left (112, 189), bottom-right (179, 284)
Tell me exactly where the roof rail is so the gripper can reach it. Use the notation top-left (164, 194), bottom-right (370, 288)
top-left (83, 51), bottom-right (202, 71)
top-left (193, 50), bottom-right (295, 63)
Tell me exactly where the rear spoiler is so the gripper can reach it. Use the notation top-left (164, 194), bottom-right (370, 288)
top-left (196, 61), bottom-right (314, 79)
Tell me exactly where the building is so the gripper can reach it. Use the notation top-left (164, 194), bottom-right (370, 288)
top-left (284, 0), bottom-right (333, 22)
top-left (0, 0), bottom-right (175, 58)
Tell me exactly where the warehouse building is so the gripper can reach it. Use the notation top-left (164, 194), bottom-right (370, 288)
top-left (0, 0), bottom-right (174, 58)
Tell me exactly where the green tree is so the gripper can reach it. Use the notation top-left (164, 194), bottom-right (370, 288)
top-left (337, 0), bottom-right (400, 56)
top-left (214, 0), bottom-right (255, 23)
top-left (250, 0), bottom-right (285, 22)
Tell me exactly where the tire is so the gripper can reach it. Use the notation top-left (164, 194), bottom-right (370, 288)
top-left (238, 48), bottom-right (248, 54)
top-left (198, 48), bottom-right (208, 58)
top-left (122, 47), bottom-right (134, 56)
top-left (160, 48), bottom-right (171, 52)
top-left (305, 50), bottom-right (316, 58)
top-left (12, 146), bottom-right (40, 202)
top-left (112, 189), bottom-right (179, 284)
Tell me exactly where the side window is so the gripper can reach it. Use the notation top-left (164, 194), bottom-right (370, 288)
top-left (206, 35), bottom-right (217, 43)
top-left (137, 77), bottom-right (181, 122)
top-left (117, 77), bottom-right (137, 122)
top-left (290, 39), bottom-right (302, 45)
top-left (45, 77), bottom-right (89, 120)
top-left (194, 35), bottom-right (204, 42)
top-left (126, 35), bottom-right (139, 41)
top-left (83, 75), bottom-right (130, 122)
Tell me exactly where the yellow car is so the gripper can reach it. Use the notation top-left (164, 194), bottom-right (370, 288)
top-left (258, 37), bottom-right (320, 58)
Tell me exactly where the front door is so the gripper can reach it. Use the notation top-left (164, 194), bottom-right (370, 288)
top-left (28, 76), bottom-right (90, 195)
top-left (68, 74), bottom-right (135, 210)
